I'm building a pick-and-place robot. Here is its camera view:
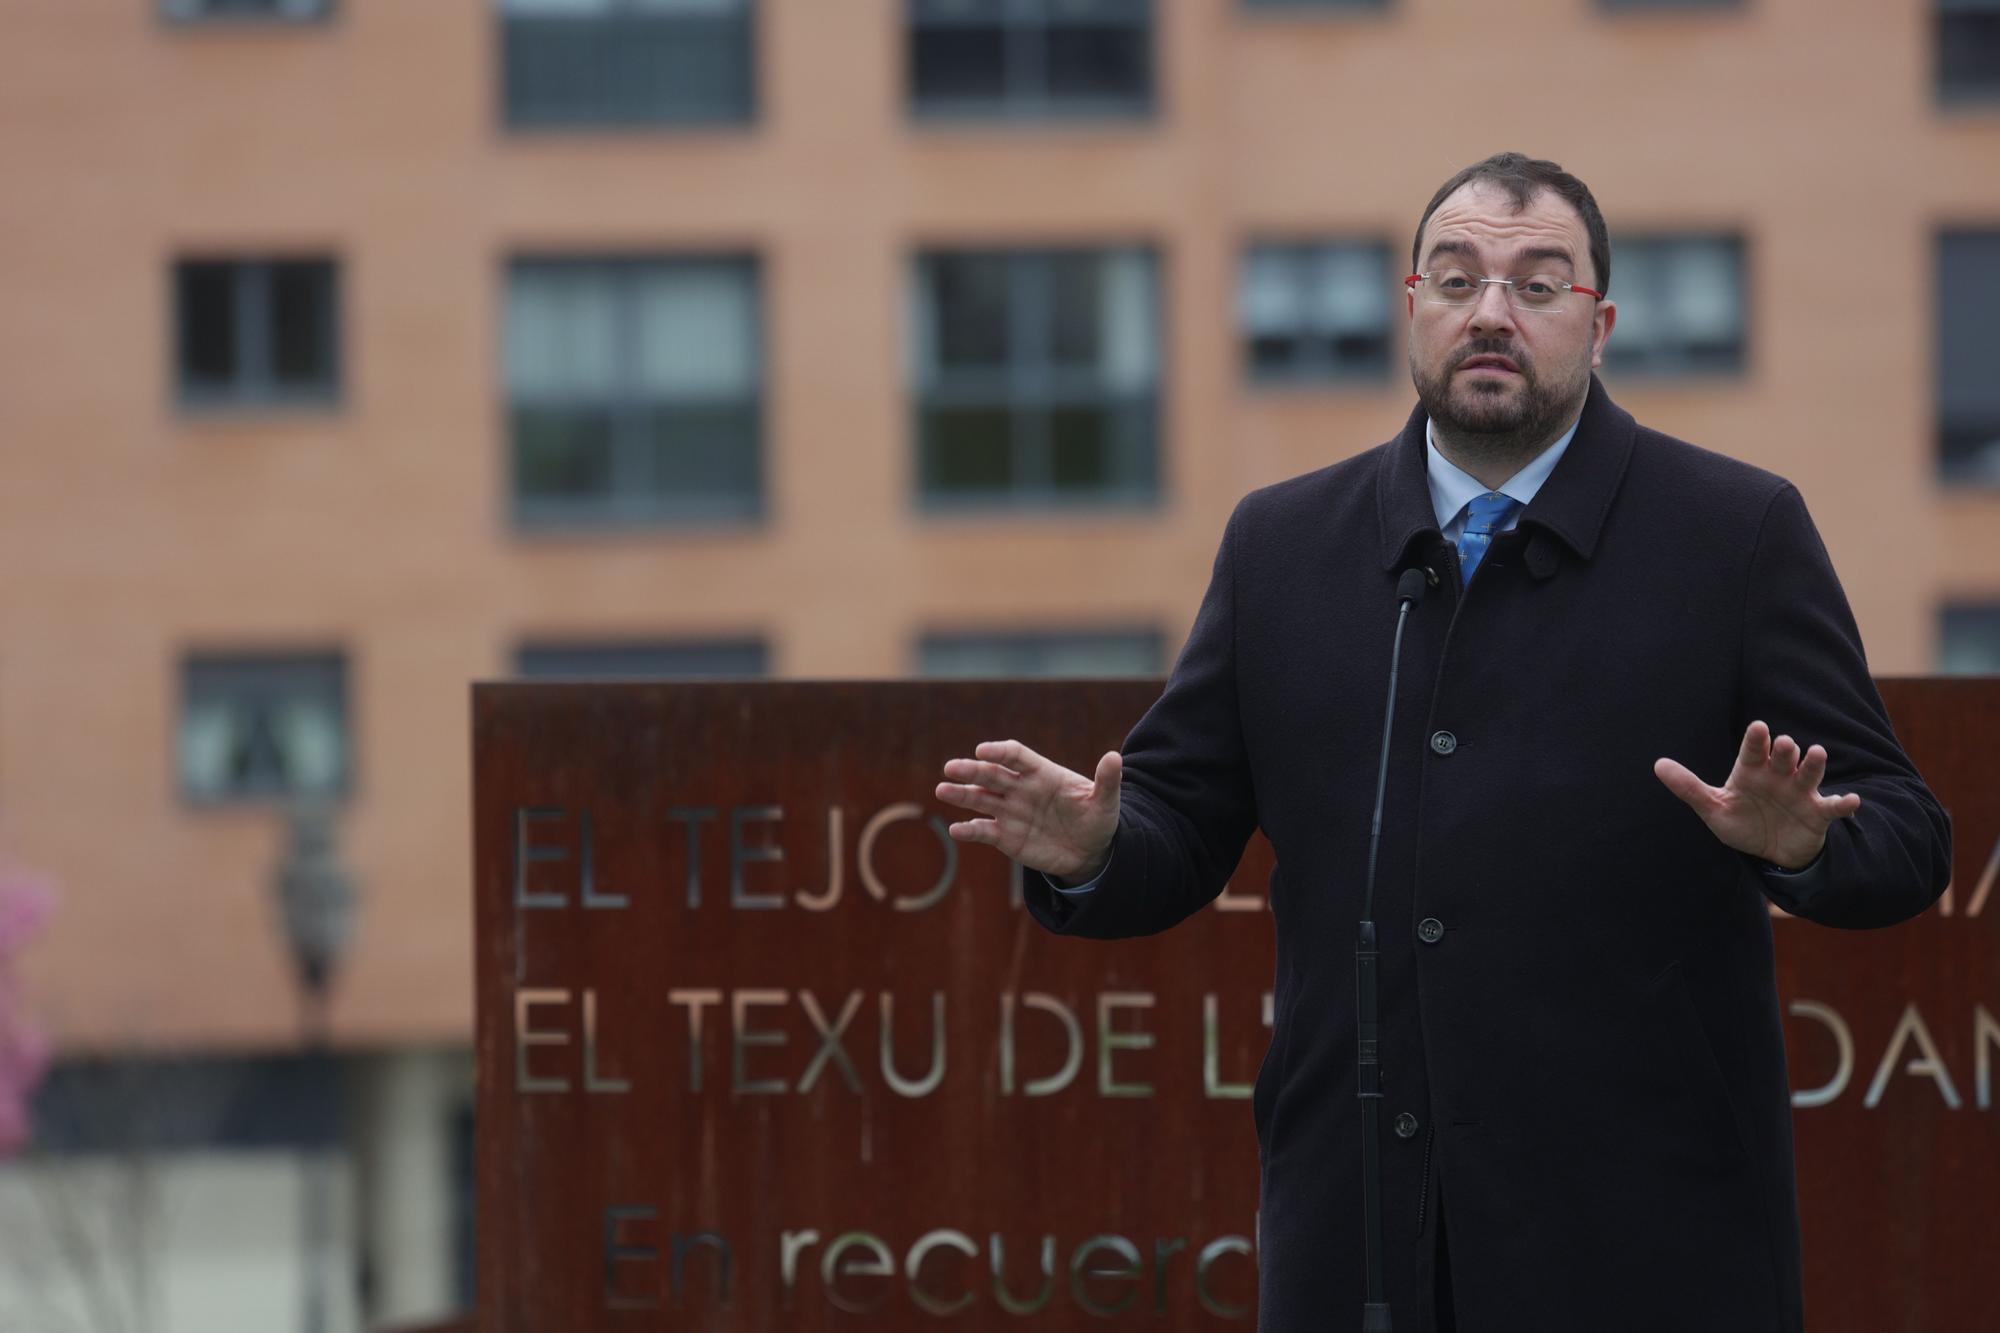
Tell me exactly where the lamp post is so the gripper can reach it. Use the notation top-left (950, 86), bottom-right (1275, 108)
top-left (273, 798), bottom-right (357, 1333)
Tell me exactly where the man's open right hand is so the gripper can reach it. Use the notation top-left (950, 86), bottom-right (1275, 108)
top-left (936, 741), bottom-right (1122, 886)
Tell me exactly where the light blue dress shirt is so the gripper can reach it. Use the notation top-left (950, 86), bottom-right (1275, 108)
top-left (1424, 416), bottom-right (1578, 545)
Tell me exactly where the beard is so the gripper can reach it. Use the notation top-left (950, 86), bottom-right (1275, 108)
top-left (1411, 337), bottom-right (1589, 472)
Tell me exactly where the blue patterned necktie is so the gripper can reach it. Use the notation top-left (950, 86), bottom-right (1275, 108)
top-left (1455, 492), bottom-right (1521, 586)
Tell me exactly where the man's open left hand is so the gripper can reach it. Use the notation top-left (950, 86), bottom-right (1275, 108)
top-left (1653, 720), bottom-right (1862, 869)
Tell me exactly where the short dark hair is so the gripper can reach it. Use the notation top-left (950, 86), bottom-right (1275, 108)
top-left (1412, 152), bottom-right (1611, 296)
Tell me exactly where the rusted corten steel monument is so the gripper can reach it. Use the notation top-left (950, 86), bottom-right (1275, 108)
top-left (472, 679), bottom-right (1996, 1330)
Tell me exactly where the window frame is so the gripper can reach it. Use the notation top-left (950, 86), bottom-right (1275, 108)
top-left (906, 0), bottom-right (1156, 124)
top-left (1937, 227), bottom-right (2000, 485)
top-left (1938, 603), bottom-right (2000, 673)
top-left (1937, 0), bottom-right (2000, 106)
top-left (177, 650), bottom-right (352, 807)
top-left (158, 0), bottom-right (336, 25)
top-left (504, 253), bottom-right (767, 532)
top-left (1238, 237), bottom-right (1396, 389)
top-left (1595, 232), bottom-right (1749, 381)
top-left (173, 257), bottom-right (342, 411)
top-left (1238, 0), bottom-right (1389, 13)
top-left (1594, 0), bottom-right (1743, 12)
top-left (915, 627), bottom-right (1166, 678)
top-left (498, 0), bottom-right (759, 131)
top-left (513, 637), bottom-right (770, 679)
top-left (911, 245), bottom-right (1163, 514)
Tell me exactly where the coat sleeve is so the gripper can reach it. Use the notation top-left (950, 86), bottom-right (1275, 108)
top-left (1022, 502), bottom-right (1260, 939)
top-left (1737, 483), bottom-right (1952, 928)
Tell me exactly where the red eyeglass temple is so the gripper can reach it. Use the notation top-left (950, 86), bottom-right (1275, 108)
top-left (1404, 274), bottom-right (1604, 300)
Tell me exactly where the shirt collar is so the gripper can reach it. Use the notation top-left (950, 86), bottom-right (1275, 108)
top-left (1424, 414), bottom-right (1582, 531)
top-left (1378, 373), bottom-right (1638, 574)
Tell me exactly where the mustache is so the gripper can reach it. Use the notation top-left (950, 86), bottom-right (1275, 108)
top-left (1452, 341), bottom-right (1530, 374)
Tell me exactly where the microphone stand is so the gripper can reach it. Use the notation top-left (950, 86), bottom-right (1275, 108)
top-left (1356, 567), bottom-right (1429, 1332)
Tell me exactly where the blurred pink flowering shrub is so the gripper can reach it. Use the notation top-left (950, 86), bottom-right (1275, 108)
top-left (0, 864), bottom-right (54, 1158)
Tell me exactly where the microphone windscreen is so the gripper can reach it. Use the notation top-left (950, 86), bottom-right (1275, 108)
top-left (1395, 567), bottom-right (1429, 606)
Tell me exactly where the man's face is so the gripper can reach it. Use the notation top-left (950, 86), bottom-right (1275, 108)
top-left (1407, 181), bottom-right (1615, 444)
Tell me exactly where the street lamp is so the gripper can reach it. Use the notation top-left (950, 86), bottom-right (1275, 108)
top-left (273, 797), bottom-right (357, 1333)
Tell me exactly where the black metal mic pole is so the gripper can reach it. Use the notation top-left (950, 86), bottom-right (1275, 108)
top-left (1357, 567), bottom-right (1429, 1332)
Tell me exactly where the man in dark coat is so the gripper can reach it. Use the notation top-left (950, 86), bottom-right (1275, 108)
top-left (936, 153), bottom-right (1951, 1332)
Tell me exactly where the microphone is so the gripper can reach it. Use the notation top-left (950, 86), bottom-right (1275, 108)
top-left (1355, 566), bottom-right (1428, 1331)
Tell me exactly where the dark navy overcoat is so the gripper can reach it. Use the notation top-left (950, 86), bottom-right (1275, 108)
top-left (1024, 376), bottom-right (1952, 1332)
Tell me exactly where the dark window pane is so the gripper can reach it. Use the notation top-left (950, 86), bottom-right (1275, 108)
top-left (503, 12), bottom-right (753, 127)
top-left (1939, 230), bottom-right (2000, 482)
top-left (929, 256), bottom-right (1012, 369)
top-left (1334, 331), bottom-right (1389, 370)
top-left (1939, 604), bottom-right (2000, 674)
top-left (918, 629), bottom-right (1164, 678)
top-left (1049, 253), bottom-right (1103, 368)
top-left (1941, 421), bottom-right (2000, 483)
top-left (1596, 0), bottom-right (1739, 9)
top-left (517, 639), bottom-right (768, 679)
top-left (643, 402), bottom-right (760, 505)
top-left (1044, 22), bottom-right (1148, 103)
top-left (514, 406), bottom-right (617, 502)
top-left (32, 1054), bottom-right (346, 1155)
top-left (177, 257), bottom-right (340, 404)
top-left (1050, 405), bottom-right (1113, 489)
top-left (1249, 334), bottom-right (1299, 376)
top-left (163, 0), bottom-right (333, 17)
top-left (1940, 14), bottom-right (2000, 101)
top-left (611, 18), bottom-right (746, 120)
top-left (909, 0), bottom-right (1151, 118)
top-left (910, 24), bottom-right (1007, 105)
top-left (178, 263), bottom-right (238, 389)
top-left (270, 262), bottom-right (333, 389)
top-left (923, 406), bottom-right (1014, 493)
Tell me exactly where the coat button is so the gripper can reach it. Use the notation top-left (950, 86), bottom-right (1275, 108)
top-left (1429, 730), bottom-right (1457, 755)
top-left (1418, 917), bottom-right (1444, 944)
top-left (1394, 1112), bottom-right (1419, 1139)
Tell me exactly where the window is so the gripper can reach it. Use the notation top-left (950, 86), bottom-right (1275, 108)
top-left (30, 1053), bottom-right (346, 1154)
top-left (918, 629), bottom-right (1164, 677)
top-left (451, 1101), bottom-right (477, 1308)
top-left (1596, 0), bottom-right (1740, 10)
top-left (913, 247), bottom-right (1159, 508)
top-left (1939, 0), bottom-right (2000, 103)
top-left (506, 257), bottom-right (762, 526)
top-left (160, 0), bottom-right (333, 21)
top-left (1239, 241), bottom-right (1391, 384)
top-left (1939, 604), bottom-right (2000, 673)
top-left (1598, 235), bottom-right (1745, 377)
top-left (500, 0), bottom-right (755, 128)
top-left (175, 259), bottom-right (339, 407)
top-left (179, 653), bottom-right (349, 803)
top-left (1939, 231), bottom-right (2000, 482)
top-left (1241, 0), bottom-right (1387, 10)
top-left (515, 638), bottom-right (768, 677)
top-left (908, 0), bottom-right (1153, 120)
